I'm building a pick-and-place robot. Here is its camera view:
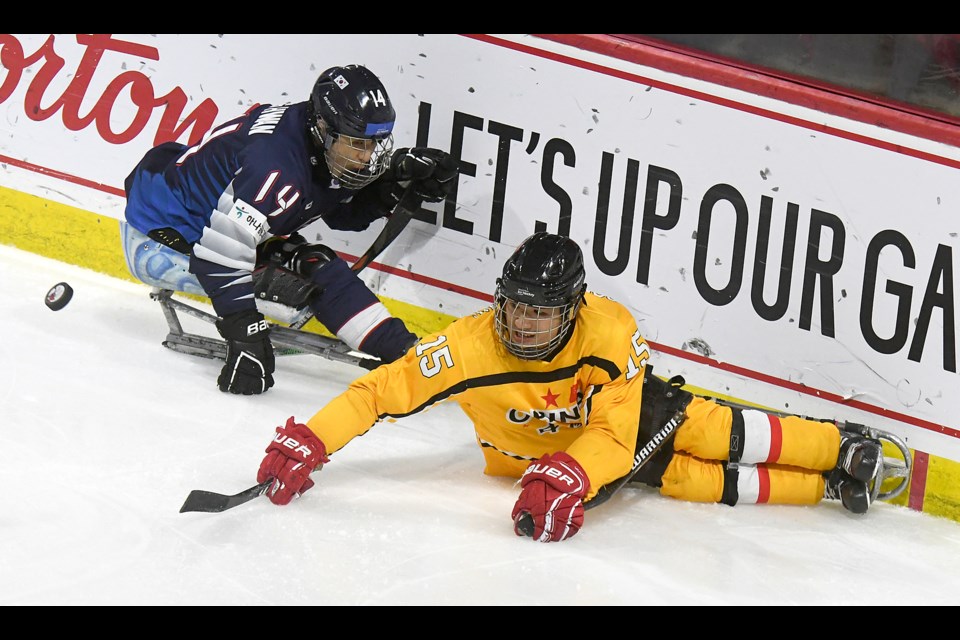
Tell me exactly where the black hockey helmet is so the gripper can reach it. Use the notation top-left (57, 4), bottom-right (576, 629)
top-left (308, 65), bottom-right (395, 188)
top-left (494, 232), bottom-right (587, 360)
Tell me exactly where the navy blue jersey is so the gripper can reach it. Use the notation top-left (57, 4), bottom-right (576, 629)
top-left (124, 101), bottom-right (390, 317)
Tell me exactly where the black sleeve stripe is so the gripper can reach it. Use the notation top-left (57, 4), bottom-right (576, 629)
top-left (376, 355), bottom-right (622, 421)
top-left (478, 438), bottom-right (537, 462)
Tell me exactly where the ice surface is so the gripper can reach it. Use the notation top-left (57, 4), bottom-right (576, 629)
top-left (3, 244), bottom-right (960, 605)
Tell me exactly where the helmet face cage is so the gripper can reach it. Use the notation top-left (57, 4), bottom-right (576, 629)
top-left (311, 120), bottom-right (394, 189)
top-left (494, 285), bottom-right (582, 360)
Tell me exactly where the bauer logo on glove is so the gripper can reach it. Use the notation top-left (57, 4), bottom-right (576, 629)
top-left (273, 432), bottom-right (316, 458)
top-left (522, 459), bottom-right (583, 488)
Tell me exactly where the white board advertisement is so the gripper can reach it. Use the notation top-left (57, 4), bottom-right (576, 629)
top-left (1, 33), bottom-right (957, 460)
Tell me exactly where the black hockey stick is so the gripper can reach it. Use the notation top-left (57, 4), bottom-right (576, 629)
top-left (350, 187), bottom-right (420, 273)
top-left (179, 480), bottom-right (272, 513)
top-left (515, 406), bottom-right (687, 537)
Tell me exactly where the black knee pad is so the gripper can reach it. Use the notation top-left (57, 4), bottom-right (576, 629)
top-left (630, 367), bottom-right (694, 487)
top-left (718, 409), bottom-right (746, 506)
top-left (720, 464), bottom-right (739, 506)
top-left (253, 264), bottom-right (319, 309)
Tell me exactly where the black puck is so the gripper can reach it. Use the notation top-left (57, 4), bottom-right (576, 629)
top-left (45, 282), bottom-right (74, 311)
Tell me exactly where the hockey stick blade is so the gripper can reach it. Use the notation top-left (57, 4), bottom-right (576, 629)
top-left (179, 480), bottom-right (272, 513)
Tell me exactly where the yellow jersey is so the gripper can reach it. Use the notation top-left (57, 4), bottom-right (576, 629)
top-left (305, 291), bottom-right (650, 500)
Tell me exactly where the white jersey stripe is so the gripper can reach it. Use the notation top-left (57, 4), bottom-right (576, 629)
top-left (335, 302), bottom-right (393, 350)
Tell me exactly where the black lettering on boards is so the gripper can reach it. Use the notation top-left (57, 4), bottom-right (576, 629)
top-left (694, 183), bottom-right (748, 306)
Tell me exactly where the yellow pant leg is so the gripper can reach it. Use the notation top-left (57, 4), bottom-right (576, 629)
top-left (673, 398), bottom-right (732, 460)
top-left (659, 453), bottom-right (725, 503)
top-left (767, 416), bottom-right (840, 471)
top-left (660, 454), bottom-right (826, 505)
top-left (673, 398), bottom-right (842, 471)
top-left (738, 463), bottom-right (826, 505)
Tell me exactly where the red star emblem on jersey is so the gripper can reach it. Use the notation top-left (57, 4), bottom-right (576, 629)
top-left (541, 388), bottom-right (560, 408)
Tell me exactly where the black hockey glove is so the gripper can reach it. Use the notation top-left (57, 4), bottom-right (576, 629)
top-left (258, 233), bottom-right (308, 266)
top-left (289, 243), bottom-right (338, 278)
top-left (215, 309), bottom-right (275, 395)
top-left (390, 147), bottom-right (459, 203)
top-left (258, 235), bottom-right (338, 277)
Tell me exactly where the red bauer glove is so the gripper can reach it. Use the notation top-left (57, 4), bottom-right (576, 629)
top-left (511, 451), bottom-right (590, 543)
top-left (257, 417), bottom-right (329, 505)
